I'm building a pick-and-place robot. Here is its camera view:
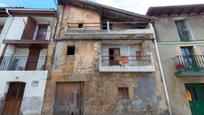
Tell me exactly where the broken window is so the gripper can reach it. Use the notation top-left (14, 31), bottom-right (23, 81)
top-left (109, 48), bottom-right (120, 65)
top-left (67, 46), bottom-right (75, 55)
top-left (118, 87), bottom-right (129, 99)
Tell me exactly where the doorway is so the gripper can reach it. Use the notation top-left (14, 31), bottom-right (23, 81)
top-left (1, 82), bottom-right (26, 115)
top-left (185, 84), bottom-right (204, 115)
top-left (54, 82), bottom-right (84, 115)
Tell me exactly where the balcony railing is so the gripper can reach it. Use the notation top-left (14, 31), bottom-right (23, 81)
top-left (172, 55), bottom-right (204, 75)
top-left (99, 55), bottom-right (155, 72)
top-left (101, 56), bottom-right (152, 66)
top-left (0, 56), bottom-right (46, 71)
top-left (65, 22), bottom-right (154, 35)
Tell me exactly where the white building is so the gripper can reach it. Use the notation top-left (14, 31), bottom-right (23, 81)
top-left (0, 7), bottom-right (56, 115)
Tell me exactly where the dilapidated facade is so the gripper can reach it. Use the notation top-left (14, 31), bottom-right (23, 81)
top-left (42, 0), bottom-right (168, 115)
top-left (147, 4), bottom-right (204, 115)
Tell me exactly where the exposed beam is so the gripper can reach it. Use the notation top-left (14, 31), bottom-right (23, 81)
top-left (198, 8), bottom-right (204, 14)
top-left (187, 7), bottom-right (194, 14)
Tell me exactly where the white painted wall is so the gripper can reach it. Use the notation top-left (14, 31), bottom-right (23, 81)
top-left (4, 45), bottom-right (15, 56)
top-left (4, 17), bottom-right (27, 40)
top-left (0, 71), bottom-right (48, 98)
top-left (46, 25), bottom-right (51, 40)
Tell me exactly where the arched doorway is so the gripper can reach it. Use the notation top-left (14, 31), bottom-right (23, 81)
top-left (1, 82), bottom-right (26, 115)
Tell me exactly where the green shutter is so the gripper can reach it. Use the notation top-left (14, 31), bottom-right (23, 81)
top-left (175, 20), bottom-right (191, 41)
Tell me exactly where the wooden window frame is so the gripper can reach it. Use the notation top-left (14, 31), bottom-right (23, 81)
top-left (118, 87), bottom-right (129, 99)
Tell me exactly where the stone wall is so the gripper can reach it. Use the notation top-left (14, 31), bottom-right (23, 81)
top-left (42, 40), bottom-right (168, 115)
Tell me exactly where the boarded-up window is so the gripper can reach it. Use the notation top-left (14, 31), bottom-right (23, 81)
top-left (118, 87), bottom-right (129, 99)
top-left (109, 48), bottom-right (120, 65)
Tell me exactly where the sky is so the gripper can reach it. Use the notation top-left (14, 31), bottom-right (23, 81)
top-left (0, 0), bottom-right (204, 14)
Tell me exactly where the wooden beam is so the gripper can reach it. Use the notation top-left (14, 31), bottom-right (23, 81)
top-left (198, 8), bottom-right (204, 14)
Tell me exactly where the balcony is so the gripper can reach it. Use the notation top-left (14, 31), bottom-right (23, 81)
top-left (172, 55), bottom-right (204, 76)
top-left (3, 28), bottom-right (50, 48)
top-left (0, 56), bottom-right (46, 71)
top-left (99, 55), bottom-right (155, 72)
top-left (64, 22), bottom-right (154, 39)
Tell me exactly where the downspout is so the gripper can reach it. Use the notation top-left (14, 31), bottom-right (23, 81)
top-left (152, 22), bottom-right (172, 115)
top-left (0, 8), bottom-right (14, 56)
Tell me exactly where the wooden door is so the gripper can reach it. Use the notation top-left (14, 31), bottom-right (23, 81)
top-left (25, 48), bottom-right (41, 70)
top-left (54, 82), bottom-right (84, 115)
top-left (185, 84), bottom-right (204, 115)
top-left (1, 82), bottom-right (25, 115)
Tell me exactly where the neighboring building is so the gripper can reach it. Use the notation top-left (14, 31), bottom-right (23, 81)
top-left (42, 0), bottom-right (168, 115)
top-left (0, 7), bottom-right (56, 115)
top-left (147, 4), bottom-right (204, 115)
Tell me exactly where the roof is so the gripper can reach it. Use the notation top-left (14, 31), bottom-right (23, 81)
top-left (146, 4), bottom-right (204, 17)
top-left (0, 7), bottom-right (57, 17)
top-left (58, 0), bottom-right (152, 22)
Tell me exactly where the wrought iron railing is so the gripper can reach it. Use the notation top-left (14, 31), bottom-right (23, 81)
top-left (0, 56), bottom-right (46, 70)
top-left (101, 55), bottom-right (152, 66)
top-left (172, 55), bottom-right (204, 72)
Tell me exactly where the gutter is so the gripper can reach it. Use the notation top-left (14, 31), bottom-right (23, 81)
top-left (152, 22), bottom-right (173, 115)
top-left (0, 8), bottom-right (14, 56)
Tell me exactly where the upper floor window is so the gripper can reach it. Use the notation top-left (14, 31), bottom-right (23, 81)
top-left (181, 47), bottom-right (195, 65)
top-left (175, 20), bottom-right (192, 41)
top-left (78, 23), bottom-right (83, 28)
top-left (67, 46), bottom-right (75, 55)
top-left (36, 24), bottom-right (48, 40)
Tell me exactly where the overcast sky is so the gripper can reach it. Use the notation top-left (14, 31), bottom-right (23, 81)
top-left (94, 0), bottom-right (204, 14)
top-left (0, 0), bottom-right (204, 14)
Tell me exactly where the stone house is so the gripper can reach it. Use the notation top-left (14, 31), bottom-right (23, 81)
top-left (0, 7), bottom-right (56, 115)
top-left (42, 0), bottom-right (169, 115)
top-left (147, 4), bottom-right (204, 115)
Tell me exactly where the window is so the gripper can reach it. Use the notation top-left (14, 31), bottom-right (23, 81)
top-left (175, 20), bottom-right (191, 41)
top-left (78, 23), bottom-right (83, 28)
top-left (109, 48), bottom-right (120, 65)
top-left (67, 46), bottom-right (75, 55)
top-left (102, 23), bottom-right (113, 30)
top-left (181, 47), bottom-right (195, 65)
top-left (136, 51), bottom-right (142, 61)
top-left (118, 87), bottom-right (129, 99)
top-left (36, 24), bottom-right (48, 40)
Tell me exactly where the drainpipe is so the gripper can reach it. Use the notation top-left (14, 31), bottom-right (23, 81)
top-left (152, 22), bottom-right (173, 115)
top-left (0, 8), bottom-right (14, 56)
